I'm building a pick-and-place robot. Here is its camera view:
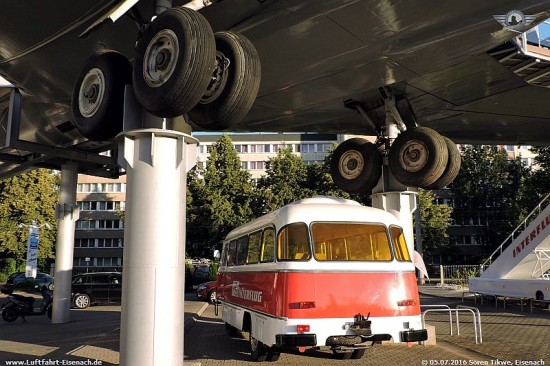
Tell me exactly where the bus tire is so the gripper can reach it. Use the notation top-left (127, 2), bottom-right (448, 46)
top-left (250, 330), bottom-right (268, 362)
top-left (267, 350), bottom-right (281, 361)
top-left (225, 322), bottom-right (238, 336)
top-left (351, 348), bottom-right (366, 359)
top-left (332, 350), bottom-right (353, 360)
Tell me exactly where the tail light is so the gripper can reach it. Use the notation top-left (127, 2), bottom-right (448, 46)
top-left (296, 324), bottom-right (310, 333)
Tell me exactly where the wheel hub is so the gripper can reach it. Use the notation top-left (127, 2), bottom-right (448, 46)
top-left (399, 140), bottom-right (428, 172)
top-left (78, 68), bottom-right (105, 118)
top-left (339, 150), bottom-right (364, 180)
top-left (143, 29), bottom-right (179, 88)
top-left (201, 51), bottom-right (230, 104)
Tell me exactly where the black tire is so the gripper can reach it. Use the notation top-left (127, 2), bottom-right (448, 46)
top-left (330, 138), bottom-right (382, 194)
top-left (133, 7), bottom-right (216, 117)
top-left (225, 322), bottom-right (238, 336)
top-left (71, 52), bottom-right (131, 141)
top-left (332, 350), bottom-right (353, 360)
top-left (207, 290), bottom-right (217, 304)
top-left (536, 292), bottom-right (549, 309)
top-left (188, 31), bottom-right (261, 130)
top-left (425, 136), bottom-right (461, 190)
top-left (267, 350), bottom-right (281, 361)
top-left (73, 294), bottom-right (91, 309)
top-left (2, 306), bottom-right (19, 322)
top-left (47, 283), bottom-right (54, 291)
top-left (46, 305), bottom-right (52, 319)
top-left (351, 348), bottom-right (366, 359)
top-left (388, 127), bottom-right (448, 188)
top-left (250, 330), bottom-right (268, 362)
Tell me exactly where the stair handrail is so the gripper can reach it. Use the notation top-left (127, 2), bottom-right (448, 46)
top-left (482, 193), bottom-right (550, 267)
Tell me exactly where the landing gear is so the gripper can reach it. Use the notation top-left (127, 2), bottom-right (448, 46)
top-left (330, 98), bottom-right (461, 195)
top-left (133, 7), bottom-right (216, 118)
top-left (71, 52), bottom-right (131, 141)
top-left (188, 31), bottom-right (261, 130)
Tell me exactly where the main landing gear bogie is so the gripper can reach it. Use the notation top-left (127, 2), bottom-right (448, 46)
top-left (71, 6), bottom-right (261, 141)
top-left (330, 126), bottom-right (461, 194)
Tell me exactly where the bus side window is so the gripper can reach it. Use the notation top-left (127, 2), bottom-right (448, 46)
top-left (220, 244), bottom-right (228, 266)
top-left (390, 226), bottom-right (411, 261)
top-left (236, 236), bottom-right (249, 265)
top-left (277, 223), bottom-right (311, 261)
top-left (227, 240), bottom-right (237, 266)
top-left (260, 227), bottom-right (275, 263)
top-left (247, 231), bottom-right (262, 264)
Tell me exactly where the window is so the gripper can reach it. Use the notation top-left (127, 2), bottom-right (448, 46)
top-left (390, 226), bottom-right (411, 261)
top-left (236, 236), bottom-right (249, 265)
top-left (261, 228), bottom-right (275, 263)
top-left (311, 222), bottom-right (392, 261)
top-left (277, 223), bottom-right (311, 261)
top-left (247, 231), bottom-right (262, 264)
top-left (227, 241), bottom-right (237, 266)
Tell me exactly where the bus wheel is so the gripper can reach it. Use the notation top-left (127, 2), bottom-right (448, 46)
top-left (351, 348), bottom-right (366, 359)
top-left (250, 331), bottom-right (268, 361)
top-left (332, 350), bottom-right (353, 359)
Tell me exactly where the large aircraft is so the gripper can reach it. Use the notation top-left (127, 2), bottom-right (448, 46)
top-left (1, 0), bottom-right (550, 193)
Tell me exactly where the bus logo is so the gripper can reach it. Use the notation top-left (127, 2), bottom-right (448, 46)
top-left (232, 281), bottom-right (263, 303)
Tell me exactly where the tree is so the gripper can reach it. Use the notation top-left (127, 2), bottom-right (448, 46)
top-left (449, 145), bottom-right (529, 259)
top-left (417, 190), bottom-right (453, 264)
top-left (256, 147), bottom-right (314, 211)
top-left (186, 135), bottom-right (255, 256)
top-left (521, 146), bottom-right (550, 210)
top-left (0, 169), bottom-right (59, 275)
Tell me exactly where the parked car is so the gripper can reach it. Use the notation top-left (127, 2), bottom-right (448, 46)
top-left (196, 281), bottom-right (217, 304)
top-left (2, 271), bottom-right (54, 292)
top-left (71, 272), bottom-right (122, 309)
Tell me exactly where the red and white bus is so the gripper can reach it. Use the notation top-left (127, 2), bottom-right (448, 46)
top-left (215, 196), bottom-right (427, 361)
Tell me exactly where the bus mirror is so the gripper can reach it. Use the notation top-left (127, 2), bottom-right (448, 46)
top-left (213, 250), bottom-right (221, 260)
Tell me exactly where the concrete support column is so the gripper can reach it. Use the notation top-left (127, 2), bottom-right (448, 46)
top-left (118, 129), bottom-right (197, 366)
top-left (371, 189), bottom-right (417, 256)
top-left (52, 162), bottom-right (79, 324)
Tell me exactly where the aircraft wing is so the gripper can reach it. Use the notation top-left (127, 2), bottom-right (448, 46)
top-left (1, 0), bottom-right (550, 174)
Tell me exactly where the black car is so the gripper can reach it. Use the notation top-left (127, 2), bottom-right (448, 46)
top-left (71, 272), bottom-right (122, 309)
top-left (2, 271), bottom-right (54, 292)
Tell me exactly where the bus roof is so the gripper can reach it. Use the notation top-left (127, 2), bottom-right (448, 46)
top-left (225, 196), bottom-right (402, 240)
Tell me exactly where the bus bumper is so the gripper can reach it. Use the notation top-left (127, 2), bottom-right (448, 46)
top-left (400, 329), bottom-right (428, 342)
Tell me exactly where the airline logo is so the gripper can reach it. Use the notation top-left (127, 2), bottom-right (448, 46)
top-left (232, 281), bottom-right (263, 303)
top-left (493, 10), bottom-right (536, 32)
top-left (513, 213), bottom-right (550, 258)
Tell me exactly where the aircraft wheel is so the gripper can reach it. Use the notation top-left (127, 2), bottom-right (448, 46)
top-left (188, 31), bottom-right (261, 130)
top-left (330, 138), bottom-right (382, 194)
top-left (424, 136), bottom-right (461, 190)
top-left (388, 127), bottom-right (448, 188)
top-left (71, 52), bottom-right (131, 141)
top-left (133, 7), bottom-right (216, 118)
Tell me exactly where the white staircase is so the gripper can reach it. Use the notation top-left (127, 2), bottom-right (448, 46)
top-left (479, 195), bottom-right (550, 279)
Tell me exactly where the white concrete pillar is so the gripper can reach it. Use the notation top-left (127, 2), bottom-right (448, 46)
top-left (52, 162), bottom-right (79, 324)
top-left (118, 129), bottom-right (197, 366)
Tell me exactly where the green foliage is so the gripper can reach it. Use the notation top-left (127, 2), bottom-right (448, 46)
top-left (0, 169), bottom-right (59, 272)
top-left (449, 145), bottom-right (529, 260)
top-left (417, 190), bottom-right (453, 262)
top-left (209, 262), bottom-right (219, 281)
top-left (454, 267), bottom-right (480, 285)
top-left (187, 135), bottom-right (255, 256)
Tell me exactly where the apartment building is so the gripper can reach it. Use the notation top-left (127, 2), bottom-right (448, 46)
top-left (72, 133), bottom-right (340, 272)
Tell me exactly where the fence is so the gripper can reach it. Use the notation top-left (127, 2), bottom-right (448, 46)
top-left (430, 265), bottom-right (482, 288)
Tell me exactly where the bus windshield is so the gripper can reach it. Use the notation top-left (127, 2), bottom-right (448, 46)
top-left (311, 222), bottom-right (393, 261)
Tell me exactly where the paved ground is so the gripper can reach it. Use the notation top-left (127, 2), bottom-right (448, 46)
top-left (0, 287), bottom-right (549, 366)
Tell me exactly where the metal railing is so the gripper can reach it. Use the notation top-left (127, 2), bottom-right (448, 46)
top-left (482, 194), bottom-right (550, 267)
top-left (421, 306), bottom-right (483, 345)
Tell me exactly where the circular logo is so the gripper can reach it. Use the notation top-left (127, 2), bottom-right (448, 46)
top-left (504, 10), bottom-right (525, 28)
